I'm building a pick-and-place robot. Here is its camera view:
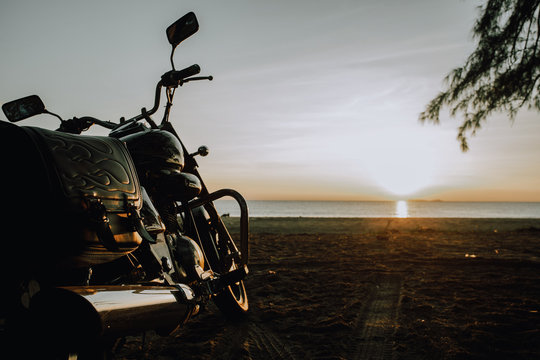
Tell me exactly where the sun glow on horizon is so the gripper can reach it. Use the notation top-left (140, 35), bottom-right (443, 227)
top-left (362, 132), bottom-right (441, 199)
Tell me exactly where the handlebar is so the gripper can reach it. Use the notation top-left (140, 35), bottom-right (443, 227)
top-left (79, 116), bottom-right (117, 129)
top-left (57, 116), bottom-right (117, 134)
top-left (161, 64), bottom-right (201, 86)
top-left (76, 64), bottom-right (211, 133)
top-left (120, 65), bottom-right (212, 126)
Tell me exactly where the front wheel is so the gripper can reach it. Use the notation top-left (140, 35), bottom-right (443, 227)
top-left (192, 207), bottom-right (249, 318)
top-left (213, 264), bottom-right (249, 318)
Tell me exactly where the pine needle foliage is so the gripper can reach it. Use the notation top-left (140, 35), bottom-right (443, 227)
top-left (420, 0), bottom-right (540, 151)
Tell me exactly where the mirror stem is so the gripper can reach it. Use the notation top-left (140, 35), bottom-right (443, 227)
top-left (44, 109), bottom-right (64, 122)
top-left (170, 47), bottom-right (176, 71)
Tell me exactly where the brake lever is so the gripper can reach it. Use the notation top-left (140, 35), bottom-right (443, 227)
top-left (180, 76), bottom-right (213, 86)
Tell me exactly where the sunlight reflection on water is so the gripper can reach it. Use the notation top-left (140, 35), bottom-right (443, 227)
top-left (396, 200), bottom-right (408, 218)
top-left (215, 200), bottom-right (540, 218)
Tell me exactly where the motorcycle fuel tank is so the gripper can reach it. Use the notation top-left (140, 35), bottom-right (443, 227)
top-left (121, 129), bottom-right (185, 179)
top-left (121, 129), bottom-right (201, 202)
top-left (152, 171), bottom-right (202, 202)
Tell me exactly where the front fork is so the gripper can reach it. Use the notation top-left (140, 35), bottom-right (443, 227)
top-left (185, 188), bottom-right (249, 267)
top-left (176, 189), bottom-right (249, 297)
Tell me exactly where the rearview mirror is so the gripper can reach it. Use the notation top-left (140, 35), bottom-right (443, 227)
top-left (166, 12), bottom-right (199, 48)
top-left (2, 95), bottom-right (46, 122)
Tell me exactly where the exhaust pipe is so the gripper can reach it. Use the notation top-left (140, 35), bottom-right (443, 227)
top-left (29, 284), bottom-right (198, 350)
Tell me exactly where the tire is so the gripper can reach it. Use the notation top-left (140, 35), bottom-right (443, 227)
top-left (192, 207), bottom-right (249, 318)
top-left (213, 271), bottom-right (249, 319)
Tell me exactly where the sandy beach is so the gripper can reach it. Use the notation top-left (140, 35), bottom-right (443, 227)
top-left (117, 217), bottom-right (540, 359)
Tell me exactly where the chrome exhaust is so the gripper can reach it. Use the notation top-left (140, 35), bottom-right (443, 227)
top-left (30, 284), bottom-right (198, 349)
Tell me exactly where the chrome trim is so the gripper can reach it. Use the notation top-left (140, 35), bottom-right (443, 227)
top-left (31, 285), bottom-right (196, 340)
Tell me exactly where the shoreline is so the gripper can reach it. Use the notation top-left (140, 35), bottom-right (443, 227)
top-left (223, 216), bottom-right (540, 234)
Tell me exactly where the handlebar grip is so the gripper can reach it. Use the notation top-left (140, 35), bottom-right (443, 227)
top-left (176, 64), bottom-right (201, 80)
top-left (161, 65), bottom-right (201, 86)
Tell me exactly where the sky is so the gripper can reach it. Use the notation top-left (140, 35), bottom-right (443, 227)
top-left (1, 0), bottom-right (540, 202)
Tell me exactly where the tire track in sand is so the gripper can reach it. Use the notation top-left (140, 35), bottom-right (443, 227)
top-left (248, 323), bottom-right (297, 360)
top-left (208, 320), bottom-right (298, 360)
top-left (353, 273), bottom-right (403, 360)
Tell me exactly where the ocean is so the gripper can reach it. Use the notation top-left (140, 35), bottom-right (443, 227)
top-left (213, 200), bottom-right (540, 218)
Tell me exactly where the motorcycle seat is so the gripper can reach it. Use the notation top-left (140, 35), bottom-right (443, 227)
top-left (0, 121), bottom-right (145, 267)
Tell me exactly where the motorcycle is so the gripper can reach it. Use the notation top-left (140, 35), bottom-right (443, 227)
top-left (0, 12), bottom-right (249, 359)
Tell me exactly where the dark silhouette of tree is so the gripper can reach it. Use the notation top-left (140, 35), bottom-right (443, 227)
top-left (420, 0), bottom-right (540, 151)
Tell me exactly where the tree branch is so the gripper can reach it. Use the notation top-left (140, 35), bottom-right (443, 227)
top-left (420, 0), bottom-right (540, 151)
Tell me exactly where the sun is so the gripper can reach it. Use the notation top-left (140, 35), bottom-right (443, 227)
top-left (363, 137), bottom-right (438, 199)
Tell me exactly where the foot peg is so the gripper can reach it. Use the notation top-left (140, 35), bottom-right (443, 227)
top-left (216, 265), bottom-right (249, 288)
top-left (193, 265), bottom-right (248, 297)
